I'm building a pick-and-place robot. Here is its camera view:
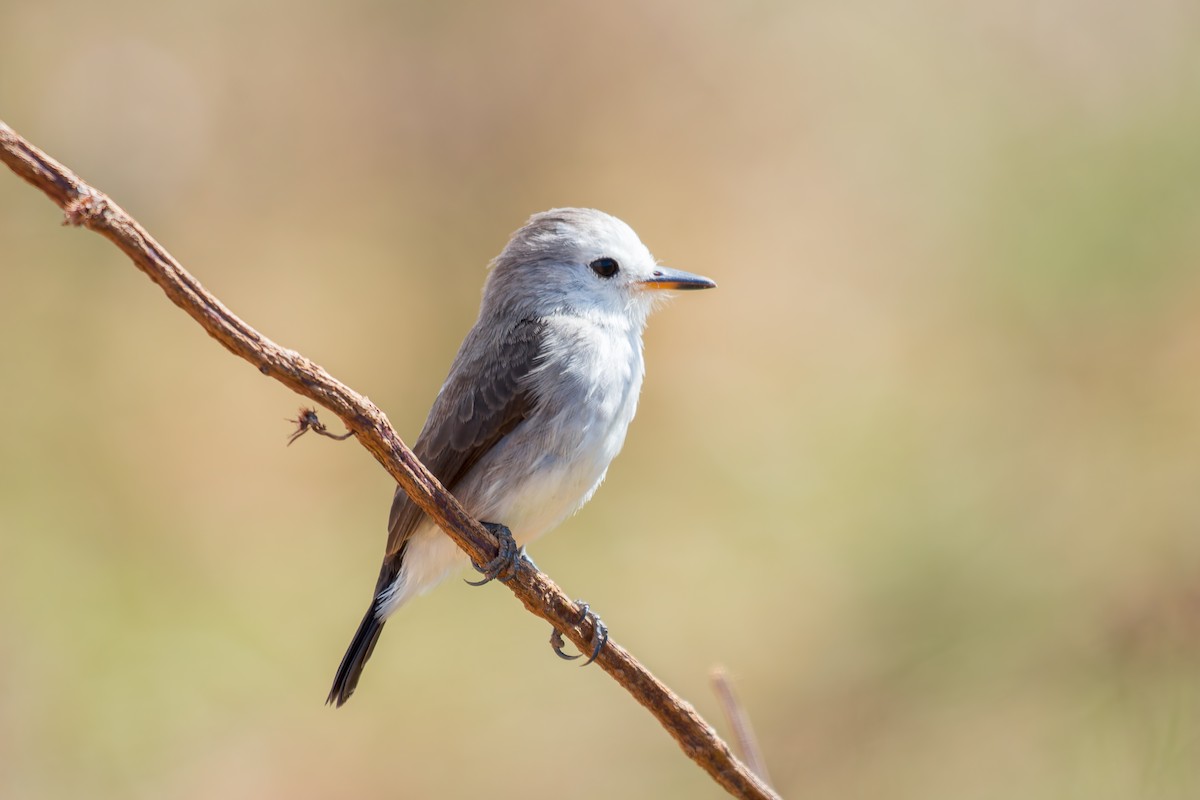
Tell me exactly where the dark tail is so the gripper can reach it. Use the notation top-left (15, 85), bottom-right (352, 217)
top-left (327, 602), bottom-right (386, 707)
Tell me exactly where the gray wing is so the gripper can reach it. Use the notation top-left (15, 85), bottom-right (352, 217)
top-left (377, 317), bottom-right (545, 584)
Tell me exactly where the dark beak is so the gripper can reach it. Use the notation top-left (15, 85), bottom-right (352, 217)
top-left (638, 267), bottom-right (717, 291)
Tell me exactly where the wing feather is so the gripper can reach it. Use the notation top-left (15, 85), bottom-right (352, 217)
top-left (375, 317), bottom-right (544, 590)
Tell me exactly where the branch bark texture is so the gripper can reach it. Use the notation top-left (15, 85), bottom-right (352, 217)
top-left (0, 120), bottom-right (780, 800)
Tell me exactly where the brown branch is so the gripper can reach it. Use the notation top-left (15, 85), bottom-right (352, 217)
top-left (0, 120), bottom-right (780, 800)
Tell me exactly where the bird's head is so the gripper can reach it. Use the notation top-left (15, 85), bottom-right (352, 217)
top-left (484, 208), bottom-right (715, 327)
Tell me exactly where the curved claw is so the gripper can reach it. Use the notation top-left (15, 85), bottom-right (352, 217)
top-left (580, 612), bottom-right (609, 667)
top-left (465, 522), bottom-right (521, 586)
top-left (548, 600), bottom-right (608, 666)
top-left (550, 627), bottom-right (581, 660)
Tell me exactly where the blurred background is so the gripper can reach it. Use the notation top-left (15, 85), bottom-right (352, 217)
top-left (2, 1), bottom-right (1200, 798)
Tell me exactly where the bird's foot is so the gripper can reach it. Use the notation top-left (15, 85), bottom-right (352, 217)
top-left (465, 522), bottom-right (522, 586)
top-left (550, 600), bottom-right (608, 666)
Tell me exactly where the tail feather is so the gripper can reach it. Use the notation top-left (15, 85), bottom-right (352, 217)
top-left (327, 603), bottom-right (386, 707)
top-left (329, 546), bottom-right (407, 707)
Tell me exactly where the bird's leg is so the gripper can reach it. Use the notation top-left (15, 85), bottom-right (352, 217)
top-left (550, 600), bottom-right (609, 666)
top-left (465, 522), bottom-right (522, 586)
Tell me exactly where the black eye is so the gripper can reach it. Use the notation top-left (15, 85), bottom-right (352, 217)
top-left (589, 257), bottom-right (620, 278)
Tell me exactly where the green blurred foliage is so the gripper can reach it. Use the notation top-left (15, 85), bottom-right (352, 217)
top-left (3, 1), bottom-right (1200, 798)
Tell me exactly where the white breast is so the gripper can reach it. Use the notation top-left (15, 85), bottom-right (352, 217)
top-left (377, 312), bottom-right (646, 617)
top-left (478, 312), bottom-right (645, 540)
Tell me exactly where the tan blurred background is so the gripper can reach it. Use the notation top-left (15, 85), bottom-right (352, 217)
top-left (3, 1), bottom-right (1200, 798)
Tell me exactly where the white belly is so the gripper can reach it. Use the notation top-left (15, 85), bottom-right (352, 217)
top-left (377, 315), bottom-right (645, 618)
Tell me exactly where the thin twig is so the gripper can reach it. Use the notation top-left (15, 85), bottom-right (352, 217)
top-left (287, 407), bottom-right (354, 445)
top-left (0, 119), bottom-right (780, 800)
top-left (711, 666), bottom-right (774, 788)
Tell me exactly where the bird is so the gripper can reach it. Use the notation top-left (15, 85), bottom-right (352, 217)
top-left (327, 207), bottom-right (715, 706)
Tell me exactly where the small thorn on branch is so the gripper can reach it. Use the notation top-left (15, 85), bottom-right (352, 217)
top-left (287, 407), bottom-right (354, 446)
